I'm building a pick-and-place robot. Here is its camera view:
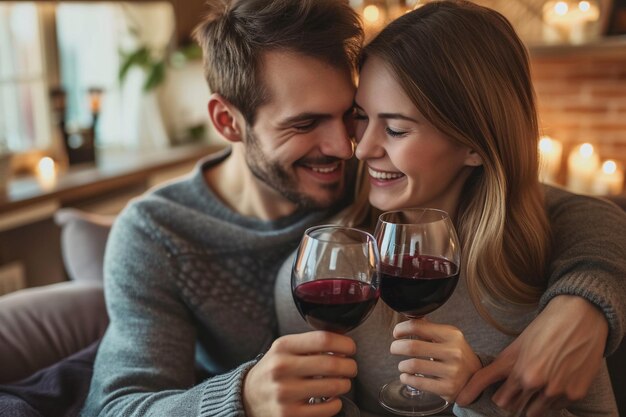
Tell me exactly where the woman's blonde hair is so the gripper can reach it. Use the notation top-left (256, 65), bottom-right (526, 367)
top-left (360, 0), bottom-right (551, 331)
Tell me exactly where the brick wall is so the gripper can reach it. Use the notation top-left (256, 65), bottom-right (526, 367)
top-left (530, 42), bottom-right (626, 186)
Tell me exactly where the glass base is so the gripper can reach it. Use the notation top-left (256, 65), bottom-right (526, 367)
top-left (334, 396), bottom-right (360, 417)
top-left (309, 395), bottom-right (359, 417)
top-left (379, 380), bottom-right (449, 416)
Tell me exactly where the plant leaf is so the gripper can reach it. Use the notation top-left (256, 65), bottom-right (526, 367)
top-left (143, 61), bottom-right (166, 91)
top-left (119, 47), bottom-right (151, 83)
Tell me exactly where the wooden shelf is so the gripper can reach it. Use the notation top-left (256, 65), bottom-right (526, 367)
top-left (0, 143), bottom-right (222, 217)
top-left (528, 35), bottom-right (626, 58)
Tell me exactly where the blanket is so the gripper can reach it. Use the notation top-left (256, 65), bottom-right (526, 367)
top-left (0, 341), bottom-right (98, 417)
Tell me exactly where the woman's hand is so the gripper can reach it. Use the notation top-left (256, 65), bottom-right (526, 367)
top-left (243, 331), bottom-right (358, 417)
top-left (391, 318), bottom-right (481, 403)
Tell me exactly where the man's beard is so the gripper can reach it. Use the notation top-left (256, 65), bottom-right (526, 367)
top-left (243, 129), bottom-right (343, 211)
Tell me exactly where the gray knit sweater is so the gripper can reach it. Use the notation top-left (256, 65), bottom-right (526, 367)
top-left (81, 149), bottom-right (335, 417)
top-left (275, 186), bottom-right (626, 416)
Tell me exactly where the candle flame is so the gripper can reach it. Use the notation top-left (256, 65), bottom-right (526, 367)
top-left (36, 156), bottom-right (57, 190)
top-left (363, 5), bottom-right (380, 22)
top-left (580, 143), bottom-right (594, 158)
top-left (578, 1), bottom-right (590, 12)
top-left (554, 1), bottom-right (569, 15)
top-left (602, 160), bottom-right (617, 175)
top-left (38, 157), bottom-right (55, 173)
top-left (539, 137), bottom-right (555, 153)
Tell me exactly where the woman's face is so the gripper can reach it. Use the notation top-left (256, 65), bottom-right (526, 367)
top-left (354, 56), bottom-right (478, 215)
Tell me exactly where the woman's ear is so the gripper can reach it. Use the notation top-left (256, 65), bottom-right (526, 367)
top-left (208, 93), bottom-right (244, 143)
top-left (464, 148), bottom-right (483, 167)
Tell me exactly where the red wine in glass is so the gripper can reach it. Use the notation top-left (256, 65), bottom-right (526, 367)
top-left (375, 208), bottom-right (461, 416)
top-left (292, 225), bottom-right (381, 417)
top-left (380, 255), bottom-right (459, 319)
top-left (293, 278), bottom-right (379, 333)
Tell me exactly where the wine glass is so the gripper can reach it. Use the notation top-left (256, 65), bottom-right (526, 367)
top-left (292, 225), bottom-right (381, 417)
top-left (375, 208), bottom-right (461, 416)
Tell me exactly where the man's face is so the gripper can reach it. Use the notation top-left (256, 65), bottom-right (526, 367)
top-left (243, 51), bottom-right (356, 211)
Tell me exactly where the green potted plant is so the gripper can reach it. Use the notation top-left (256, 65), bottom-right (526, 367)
top-left (119, 43), bottom-right (208, 146)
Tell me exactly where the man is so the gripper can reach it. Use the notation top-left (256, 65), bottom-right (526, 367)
top-left (82, 1), bottom-right (363, 416)
top-left (81, 1), bottom-right (624, 417)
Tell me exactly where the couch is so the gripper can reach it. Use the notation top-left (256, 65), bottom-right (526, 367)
top-left (0, 202), bottom-right (625, 413)
top-left (0, 209), bottom-right (111, 384)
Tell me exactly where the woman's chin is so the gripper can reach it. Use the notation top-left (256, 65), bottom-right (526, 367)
top-left (368, 195), bottom-right (404, 212)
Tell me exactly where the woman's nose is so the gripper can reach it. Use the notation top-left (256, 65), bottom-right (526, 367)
top-left (355, 126), bottom-right (385, 161)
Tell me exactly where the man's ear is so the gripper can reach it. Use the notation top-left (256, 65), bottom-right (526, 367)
top-left (208, 93), bottom-right (244, 143)
top-left (464, 148), bottom-right (483, 167)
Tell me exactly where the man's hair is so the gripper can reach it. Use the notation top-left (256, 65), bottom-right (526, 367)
top-left (194, 0), bottom-right (363, 125)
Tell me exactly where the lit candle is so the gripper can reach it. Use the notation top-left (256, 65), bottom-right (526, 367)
top-left (543, 1), bottom-right (571, 43)
top-left (569, 0), bottom-right (600, 44)
top-left (538, 136), bottom-right (563, 184)
top-left (592, 160), bottom-right (624, 195)
top-left (542, 0), bottom-right (600, 44)
top-left (36, 157), bottom-right (57, 190)
top-left (569, 0), bottom-right (600, 43)
top-left (362, 4), bottom-right (386, 37)
top-left (567, 143), bottom-right (600, 194)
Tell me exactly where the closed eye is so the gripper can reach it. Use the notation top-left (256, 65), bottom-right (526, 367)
top-left (293, 119), bottom-right (319, 131)
top-left (385, 127), bottom-right (408, 138)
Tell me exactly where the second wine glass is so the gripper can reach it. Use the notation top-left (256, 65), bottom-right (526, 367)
top-left (375, 208), bottom-right (461, 416)
top-left (292, 225), bottom-right (381, 417)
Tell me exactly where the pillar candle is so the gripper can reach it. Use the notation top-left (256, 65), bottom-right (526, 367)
top-left (36, 157), bottom-right (57, 191)
top-left (543, 1), bottom-right (571, 43)
top-left (592, 160), bottom-right (624, 195)
top-left (363, 4), bottom-right (386, 35)
top-left (538, 136), bottom-right (563, 184)
top-left (569, 1), bottom-right (600, 44)
top-left (567, 143), bottom-right (599, 194)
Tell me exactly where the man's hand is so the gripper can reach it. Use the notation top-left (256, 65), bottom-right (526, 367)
top-left (456, 295), bottom-right (608, 417)
top-left (243, 331), bottom-right (357, 417)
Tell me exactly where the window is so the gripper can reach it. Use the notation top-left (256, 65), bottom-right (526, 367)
top-left (55, 2), bottom-right (176, 150)
top-left (0, 3), bottom-right (51, 153)
top-left (0, 1), bottom-right (176, 155)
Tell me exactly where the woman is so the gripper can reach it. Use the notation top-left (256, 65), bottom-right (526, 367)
top-left (352, 1), bottom-right (618, 415)
top-left (276, 1), bottom-right (623, 416)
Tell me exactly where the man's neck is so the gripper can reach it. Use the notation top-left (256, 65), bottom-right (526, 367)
top-left (204, 145), bottom-right (299, 221)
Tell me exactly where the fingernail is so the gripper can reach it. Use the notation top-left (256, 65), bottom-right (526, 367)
top-left (492, 395), bottom-right (505, 408)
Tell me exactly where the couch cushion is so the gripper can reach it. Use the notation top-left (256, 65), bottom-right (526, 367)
top-left (0, 282), bottom-right (107, 384)
top-left (54, 209), bottom-right (113, 283)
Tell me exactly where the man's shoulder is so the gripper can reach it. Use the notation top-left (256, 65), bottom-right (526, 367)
top-left (111, 172), bottom-right (214, 240)
top-left (127, 175), bottom-right (196, 215)
top-left (543, 184), bottom-right (625, 223)
top-left (544, 184), bottom-right (611, 209)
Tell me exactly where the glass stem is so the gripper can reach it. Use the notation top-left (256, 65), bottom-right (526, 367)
top-left (403, 384), bottom-right (423, 397)
top-left (403, 314), bottom-right (429, 397)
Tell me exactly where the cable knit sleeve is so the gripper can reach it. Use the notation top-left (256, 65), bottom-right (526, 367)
top-left (81, 203), bottom-right (254, 417)
top-left (540, 186), bottom-right (626, 355)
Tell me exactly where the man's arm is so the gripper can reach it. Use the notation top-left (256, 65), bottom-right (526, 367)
top-left (82, 204), bottom-right (252, 417)
top-left (539, 188), bottom-right (626, 354)
top-left (82, 203), bottom-right (357, 417)
top-left (457, 188), bottom-right (626, 416)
